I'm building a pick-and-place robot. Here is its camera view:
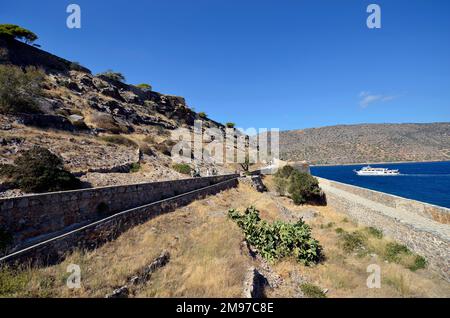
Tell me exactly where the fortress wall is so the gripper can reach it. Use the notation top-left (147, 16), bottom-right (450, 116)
top-left (0, 175), bottom-right (238, 249)
top-left (317, 177), bottom-right (450, 281)
top-left (1, 177), bottom-right (238, 265)
top-left (320, 178), bottom-right (450, 224)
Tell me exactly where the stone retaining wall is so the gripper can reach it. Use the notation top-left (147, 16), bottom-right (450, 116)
top-left (318, 177), bottom-right (450, 281)
top-left (0, 174), bottom-right (238, 251)
top-left (2, 177), bottom-right (238, 265)
top-left (323, 178), bottom-right (450, 224)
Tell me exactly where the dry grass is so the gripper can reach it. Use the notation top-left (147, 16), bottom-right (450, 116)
top-left (1, 180), bottom-right (449, 298)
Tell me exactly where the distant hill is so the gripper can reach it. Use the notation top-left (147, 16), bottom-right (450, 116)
top-left (279, 123), bottom-right (450, 165)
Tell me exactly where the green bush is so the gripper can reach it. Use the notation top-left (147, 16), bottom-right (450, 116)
top-left (288, 171), bottom-right (322, 205)
top-left (135, 83), bottom-right (152, 92)
top-left (172, 163), bottom-right (191, 175)
top-left (198, 112), bottom-right (207, 119)
top-left (365, 227), bottom-right (383, 239)
top-left (384, 242), bottom-right (411, 263)
top-left (228, 207), bottom-right (322, 265)
top-left (409, 255), bottom-right (427, 271)
top-left (0, 24), bottom-right (38, 43)
top-left (0, 266), bottom-right (30, 297)
top-left (0, 65), bottom-right (44, 114)
top-left (225, 122), bottom-right (235, 128)
top-left (273, 165), bottom-right (324, 205)
top-left (299, 283), bottom-right (326, 298)
top-left (100, 135), bottom-right (138, 148)
top-left (1, 146), bottom-right (81, 193)
top-left (98, 70), bottom-right (126, 82)
top-left (339, 231), bottom-right (366, 253)
top-left (130, 162), bottom-right (141, 173)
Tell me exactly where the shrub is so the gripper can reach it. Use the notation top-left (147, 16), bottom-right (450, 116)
top-left (0, 24), bottom-right (38, 44)
top-left (0, 266), bottom-right (30, 297)
top-left (339, 231), bottom-right (366, 253)
top-left (172, 163), bottom-right (191, 175)
top-left (130, 162), bottom-right (141, 173)
top-left (273, 165), bottom-right (324, 205)
top-left (100, 135), bottom-right (138, 148)
top-left (0, 65), bottom-right (44, 114)
top-left (135, 83), bottom-right (152, 92)
top-left (225, 122), bottom-right (235, 128)
top-left (288, 171), bottom-right (322, 205)
top-left (335, 227), bottom-right (344, 234)
top-left (3, 146), bottom-right (81, 193)
top-left (228, 207), bottom-right (322, 265)
top-left (198, 112), bottom-right (207, 119)
top-left (69, 61), bottom-right (84, 72)
top-left (384, 242), bottom-right (410, 263)
top-left (409, 255), bottom-right (427, 271)
top-left (365, 227), bottom-right (383, 239)
top-left (300, 283), bottom-right (326, 298)
top-left (98, 70), bottom-right (126, 82)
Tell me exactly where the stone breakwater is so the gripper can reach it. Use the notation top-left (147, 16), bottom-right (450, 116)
top-left (317, 177), bottom-right (450, 281)
top-left (0, 174), bottom-right (238, 259)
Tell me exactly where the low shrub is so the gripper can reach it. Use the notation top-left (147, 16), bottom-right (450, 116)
top-left (0, 266), bottom-right (30, 297)
top-left (0, 65), bottom-right (44, 114)
top-left (299, 283), bottom-right (326, 298)
top-left (225, 122), bottom-right (235, 128)
top-left (130, 162), bottom-right (141, 173)
top-left (98, 70), bottom-right (125, 82)
top-left (228, 207), bottom-right (322, 265)
top-left (365, 227), bottom-right (383, 239)
top-left (135, 83), bottom-right (152, 92)
top-left (100, 135), bottom-right (138, 148)
top-left (172, 163), bottom-right (191, 175)
top-left (384, 242), bottom-right (410, 263)
top-left (198, 112), bottom-right (207, 119)
top-left (409, 255), bottom-right (427, 271)
top-left (1, 146), bottom-right (81, 193)
top-left (339, 231), bottom-right (366, 254)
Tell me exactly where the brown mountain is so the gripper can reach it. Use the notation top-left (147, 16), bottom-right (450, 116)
top-left (279, 123), bottom-right (450, 165)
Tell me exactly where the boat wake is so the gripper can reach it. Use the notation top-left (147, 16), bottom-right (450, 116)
top-left (399, 173), bottom-right (450, 177)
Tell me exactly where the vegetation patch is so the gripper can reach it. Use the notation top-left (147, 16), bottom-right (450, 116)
top-left (0, 266), bottom-right (30, 297)
top-left (0, 65), bottom-right (44, 114)
top-left (338, 230), bottom-right (367, 254)
top-left (384, 242), bottom-right (410, 263)
top-left (172, 163), bottom-right (191, 175)
top-left (130, 162), bottom-right (141, 173)
top-left (299, 283), bottom-right (326, 298)
top-left (98, 70), bottom-right (126, 82)
top-left (0, 146), bottom-right (81, 193)
top-left (100, 135), bottom-right (138, 148)
top-left (228, 207), bottom-right (322, 265)
top-left (365, 226), bottom-right (383, 239)
top-left (273, 165), bottom-right (324, 205)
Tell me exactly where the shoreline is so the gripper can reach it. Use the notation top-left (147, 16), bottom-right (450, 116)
top-left (310, 159), bottom-right (450, 167)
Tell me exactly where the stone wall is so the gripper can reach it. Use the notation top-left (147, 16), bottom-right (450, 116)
top-left (318, 177), bottom-right (450, 281)
top-left (0, 174), bottom-right (238, 251)
top-left (1, 177), bottom-right (238, 265)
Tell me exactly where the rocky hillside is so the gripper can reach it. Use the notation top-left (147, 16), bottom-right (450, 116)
top-left (0, 37), bottom-right (234, 195)
top-left (280, 123), bottom-right (450, 165)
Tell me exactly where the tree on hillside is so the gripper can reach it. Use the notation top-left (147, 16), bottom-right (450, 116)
top-left (98, 70), bottom-right (126, 82)
top-left (0, 24), bottom-right (38, 44)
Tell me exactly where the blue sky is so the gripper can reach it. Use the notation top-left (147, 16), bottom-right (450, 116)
top-left (2, 0), bottom-right (449, 131)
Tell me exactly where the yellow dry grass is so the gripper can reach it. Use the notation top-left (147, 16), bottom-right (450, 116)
top-left (1, 179), bottom-right (449, 298)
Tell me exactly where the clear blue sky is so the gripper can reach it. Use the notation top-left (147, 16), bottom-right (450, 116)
top-left (2, 0), bottom-right (450, 131)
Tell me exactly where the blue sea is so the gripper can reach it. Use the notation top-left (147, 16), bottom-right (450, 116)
top-left (310, 161), bottom-right (450, 209)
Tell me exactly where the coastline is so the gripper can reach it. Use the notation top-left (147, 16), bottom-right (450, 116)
top-left (310, 159), bottom-right (450, 167)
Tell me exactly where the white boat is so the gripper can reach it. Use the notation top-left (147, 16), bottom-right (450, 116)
top-left (354, 166), bottom-right (400, 176)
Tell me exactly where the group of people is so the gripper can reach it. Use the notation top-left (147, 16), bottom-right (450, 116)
top-left (190, 166), bottom-right (218, 178)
